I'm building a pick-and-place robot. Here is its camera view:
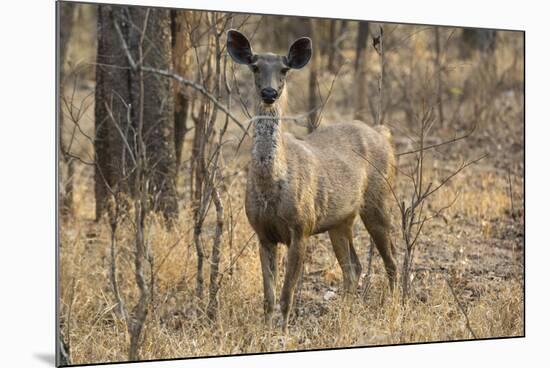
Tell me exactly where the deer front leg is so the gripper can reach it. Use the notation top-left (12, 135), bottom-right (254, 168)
top-left (280, 235), bottom-right (305, 333)
top-left (259, 238), bottom-right (278, 327)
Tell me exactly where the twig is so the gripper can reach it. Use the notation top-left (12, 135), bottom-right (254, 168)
top-left (423, 154), bottom-right (487, 199)
top-left (396, 125), bottom-right (476, 157)
top-left (64, 276), bottom-right (78, 359)
top-left (217, 233), bottom-right (256, 286)
top-left (108, 201), bottom-right (128, 322)
top-left (313, 61), bottom-right (347, 129)
top-left (445, 277), bottom-right (478, 339)
top-left (507, 169), bottom-right (515, 218)
top-left (361, 239), bottom-right (375, 300)
top-left (206, 185), bottom-right (224, 320)
top-left (152, 229), bottom-right (190, 279)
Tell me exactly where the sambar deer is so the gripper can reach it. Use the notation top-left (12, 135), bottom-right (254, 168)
top-left (227, 29), bottom-right (397, 332)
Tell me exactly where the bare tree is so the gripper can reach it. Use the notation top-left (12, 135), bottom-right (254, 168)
top-left (340, 20), bottom-right (348, 36)
top-left (187, 16), bottom-right (212, 300)
top-left (355, 104), bottom-right (482, 302)
top-left (372, 25), bottom-right (385, 126)
top-left (59, 2), bottom-right (76, 217)
top-left (396, 106), bottom-right (482, 300)
top-left (95, 5), bottom-right (179, 221)
top-left (171, 10), bottom-right (193, 174)
top-left (434, 27), bottom-right (445, 126)
top-left (105, 109), bottom-right (155, 361)
top-left (307, 19), bottom-right (320, 132)
top-left (97, 7), bottom-right (172, 361)
top-left (205, 15), bottom-right (230, 320)
top-left (353, 21), bottom-right (369, 121)
top-left (460, 29), bottom-right (497, 59)
top-left (327, 21), bottom-right (337, 73)
top-left (357, 26), bottom-right (483, 300)
top-left (188, 13), bottom-right (233, 304)
top-left (106, 11), bottom-right (251, 308)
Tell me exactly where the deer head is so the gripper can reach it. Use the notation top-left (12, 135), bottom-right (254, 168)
top-left (226, 29), bottom-right (312, 105)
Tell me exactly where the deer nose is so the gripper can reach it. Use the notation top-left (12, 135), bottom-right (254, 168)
top-left (260, 88), bottom-right (278, 103)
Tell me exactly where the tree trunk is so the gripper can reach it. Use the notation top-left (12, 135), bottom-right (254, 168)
top-left (327, 21), bottom-right (337, 73)
top-left (460, 29), bottom-right (497, 58)
top-left (330, 20), bottom-right (348, 73)
top-left (353, 21), bottom-right (369, 121)
top-left (308, 19), bottom-right (320, 133)
top-left (335, 20), bottom-right (348, 72)
top-left (434, 27), bottom-right (445, 126)
top-left (192, 103), bottom-right (208, 300)
top-left (58, 2), bottom-right (75, 217)
top-left (171, 10), bottom-right (192, 175)
top-left (340, 20), bottom-right (348, 35)
top-left (374, 26), bottom-right (385, 126)
top-left (95, 6), bottom-right (179, 221)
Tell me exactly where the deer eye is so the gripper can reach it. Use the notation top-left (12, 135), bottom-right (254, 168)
top-left (250, 64), bottom-right (259, 73)
top-left (281, 67), bottom-right (290, 74)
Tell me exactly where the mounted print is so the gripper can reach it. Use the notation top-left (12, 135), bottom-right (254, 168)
top-left (56, 0), bottom-right (525, 366)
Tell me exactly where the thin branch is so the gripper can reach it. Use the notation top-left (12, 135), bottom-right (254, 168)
top-left (423, 154), bottom-right (487, 199)
top-left (361, 239), bottom-right (375, 300)
top-left (396, 125), bottom-right (476, 157)
top-left (217, 232), bottom-right (256, 286)
top-left (445, 277), bottom-right (478, 339)
top-left (313, 61), bottom-right (347, 129)
top-left (109, 203), bottom-right (128, 322)
top-left (104, 101), bottom-right (138, 167)
top-left (112, 16), bottom-right (249, 136)
top-left (507, 169), bottom-right (515, 217)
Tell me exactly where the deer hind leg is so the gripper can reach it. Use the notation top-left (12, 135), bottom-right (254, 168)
top-left (328, 218), bottom-right (362, 294)
top-left (361, 204), bottom-right (397, 292)
top-left (259, 237), bottom-right (278, 328)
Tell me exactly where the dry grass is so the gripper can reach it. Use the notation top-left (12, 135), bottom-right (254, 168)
top-left (59, 161), bottom-right (524, 364)
top-left (59, 10), bottom-right (524, 365)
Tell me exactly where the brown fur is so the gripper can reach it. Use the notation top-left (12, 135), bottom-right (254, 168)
top-left (227, 30), bottom-right (397, 332)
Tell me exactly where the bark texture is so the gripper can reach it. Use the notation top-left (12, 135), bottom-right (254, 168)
top-left (95, 6), bottom-right (178, 220)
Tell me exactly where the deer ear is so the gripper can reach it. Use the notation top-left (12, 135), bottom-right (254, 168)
top-left (286, 37), bottom-right (312, 69)
top-left (226, 30), bottom-right (255, 65)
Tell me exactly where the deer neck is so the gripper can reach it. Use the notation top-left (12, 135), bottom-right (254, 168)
top-left (250, 103), bottom-right (287, 189)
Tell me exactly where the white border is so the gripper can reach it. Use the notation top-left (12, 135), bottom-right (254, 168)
top-left (1, 0), bottom-right (547, 367)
